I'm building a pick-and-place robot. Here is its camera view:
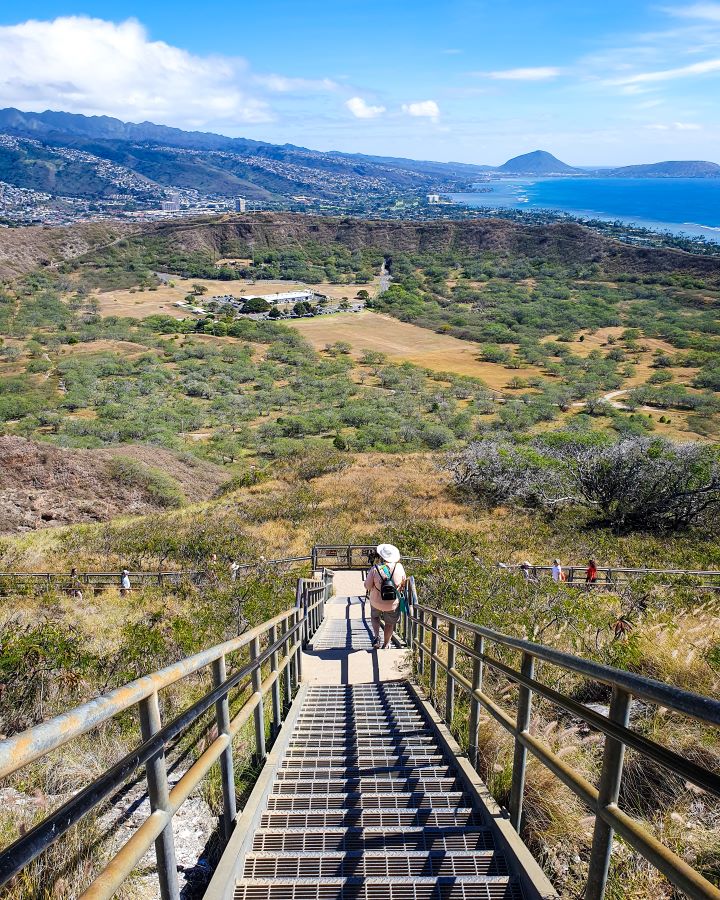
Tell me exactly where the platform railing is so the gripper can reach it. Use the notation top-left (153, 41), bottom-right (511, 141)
top-left (402, 597), bottom-right (720, 900)
top-left (0, 571), bottom-right (330, 899)
top-left (0, 556), bottom-right (313, 594)
top-left (296, 568), bottom-right (334, 647)
top-left (499, 562), bottom-right (720, 590)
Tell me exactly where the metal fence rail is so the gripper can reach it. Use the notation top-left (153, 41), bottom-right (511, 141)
top-left (0, 556), bottom-right (313, 594)
top-left (312, 545), bottom-right (426, 571)
top-left (401, 598), bottom-right (720, 900)
top-left (0, 570), bottom-right (332, 899)
top-left (499, 562), bottom-right (720, 589)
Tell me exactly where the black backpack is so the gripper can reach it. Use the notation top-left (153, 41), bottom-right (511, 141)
top-left (377, 563), bottom-right (398, 604)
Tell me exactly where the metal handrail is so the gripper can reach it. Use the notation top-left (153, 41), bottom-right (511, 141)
top-left (0, 556), bottom-right (313, 592)
top-left (311, 544), bottom-right (427, 571)
top-left (499, 563), bottom-right (720, 587)
top-left (0, 572), bottom-right (330, 899)
top-left (401, 598), bottom-right (720, 900)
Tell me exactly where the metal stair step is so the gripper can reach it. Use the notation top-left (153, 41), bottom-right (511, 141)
top-left (271, 777), bottom-right (460, 795)
top-left (234, 876), bottom-right (523, 900)
top-left (281, 755), bottom-right (445, 768)
top-left (259, 809), bottom-right (485, 829)
top-left (251, 826), bottom-right (498, 853)
top-left (242, 850), bottom-right (509, 878)
top-left (266, 792), bottom-right (468, 811)
top-left (276, 765), bottom-right (455, 778)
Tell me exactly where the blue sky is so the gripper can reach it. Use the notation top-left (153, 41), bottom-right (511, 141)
top-left (0, 1), bottom-right (718, 164)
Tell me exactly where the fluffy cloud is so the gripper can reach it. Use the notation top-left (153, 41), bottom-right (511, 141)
top-left (487, 67), bottom-right (561, 81)
top-left (609, 57), bottom-right (720, 85)
top-left (0, 16), bottom-right (275, 126)
top-left (402, 100), bottom-right (440, 118)
top-left (255, 74), bottom-right (338, 92)
top-left (647, 121), bottom-right (702, 130)
top-left (664, 3), bottom-right (720, 20)
top-left (345, 96), bottom-right (386, 119)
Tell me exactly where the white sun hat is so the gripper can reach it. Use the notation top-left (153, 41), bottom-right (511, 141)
top-left (376, 543), bottom-right (401, 564)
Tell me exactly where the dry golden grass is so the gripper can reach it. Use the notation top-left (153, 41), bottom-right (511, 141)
top-left (289, 311), bottom-right (546, 387)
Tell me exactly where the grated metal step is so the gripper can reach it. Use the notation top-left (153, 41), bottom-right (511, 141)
top-left (260, 809), bottom-right (484, 829)
top-left (234, 877), bottom-right (523, 900)
top-left (266, 792), bottom-right (468, 811)
top-left (242, 850), bottom-right (509, 879)
top-left (251, 827), bottom-right (498, 853)
top-left (270, 776), bottom-right (461, 795)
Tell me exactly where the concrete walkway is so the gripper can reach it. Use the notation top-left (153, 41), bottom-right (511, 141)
top-left (301, 570), bottom-right (410, 685)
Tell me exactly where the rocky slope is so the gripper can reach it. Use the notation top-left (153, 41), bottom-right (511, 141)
top-left (0, 220), bottom-right (135, 280)
top-left (151, 213), bottom-right (720, 277)
top-left (0, 437), bottom-right (229, 533)
top-left (2, 212), bottom-right (719, 284)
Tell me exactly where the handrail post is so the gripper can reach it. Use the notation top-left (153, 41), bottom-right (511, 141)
top-left (445, 622), bottom-right (456, 727)
top-left (467, 633), bottom-right (484, 768)
top-left (138, 692), bottom-right (180, 900)
top-left (585, 686), bottom-right (632, 900)
top-left (302, 584), bottom-right (310, 647)
top-left (417, 608), bottom-right (425, 675)
top-left (509, 651), bottom-right (535, 832)
top-left (211, 655), bottom-right (237, 841)
top-left (249, 637), bottom-right (266, 764)
top-left (268, 624), bottom-right (282, 738)
top-left (281, 617), bottom-right (292, 710)
top-left (429, 614), bottom-right (439, 703)
top-left (295, 606), bottom-right (303, 684)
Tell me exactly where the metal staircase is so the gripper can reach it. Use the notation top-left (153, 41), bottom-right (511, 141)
top-left (2, 556), bottom-right (719, 900)
top-left (233, 682), bottom-right (523, 899)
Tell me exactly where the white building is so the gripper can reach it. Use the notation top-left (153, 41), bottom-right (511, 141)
top-left (161, 200), bottom-right (180, 211)
top-left (246, 290), bottom-right (318, 305)
top-left (235, 197), bottom-right (247, 213)
top-left (427, 193), bottom-right (441, 204)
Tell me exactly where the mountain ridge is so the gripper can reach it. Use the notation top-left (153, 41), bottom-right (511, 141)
top-left (1, 109), bottom-right (719, 219)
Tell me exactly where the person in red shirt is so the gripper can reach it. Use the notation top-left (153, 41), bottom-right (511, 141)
top-left (586, 558), bottom-right (598, 584)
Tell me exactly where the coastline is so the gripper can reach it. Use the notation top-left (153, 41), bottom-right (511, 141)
top-left (449, 176), bottom-right (720, 243)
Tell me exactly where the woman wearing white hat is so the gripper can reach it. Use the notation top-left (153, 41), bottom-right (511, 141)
top-left (364, 543), bottom-right (406, 650)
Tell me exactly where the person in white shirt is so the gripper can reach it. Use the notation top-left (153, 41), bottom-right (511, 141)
top-left (551, 559), bottom-right (563, 583)
top-left (363, 543), bottom-right (406, 650)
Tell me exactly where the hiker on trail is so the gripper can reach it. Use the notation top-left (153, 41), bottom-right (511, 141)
top-left (520, 561), bottom-right (536, 583)
top-left (586, 558), bottom-right (598, 584)
top-left (120, 569), bottom-right (132, 596)
top-left (68, 567), bottom-right (83, 601)
top-left (551, 559), bottom-right (565, 583)
top-left (364, 543), bottom-right (406, 651)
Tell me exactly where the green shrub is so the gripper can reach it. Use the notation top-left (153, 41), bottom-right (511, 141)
top-left (106, 456), bottom-right (186, 508)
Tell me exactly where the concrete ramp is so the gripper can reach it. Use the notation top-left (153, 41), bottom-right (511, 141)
top-left (301, 570), bottom-right (410, 684)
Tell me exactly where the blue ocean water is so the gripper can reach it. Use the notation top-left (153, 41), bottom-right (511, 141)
top-left (450, 177), bottom-right (720, 242)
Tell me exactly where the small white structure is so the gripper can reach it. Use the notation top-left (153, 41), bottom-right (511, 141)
top-left (246, 290), bottom-right (317, 305)
top-left (235, 197), bottom-right (247, 213)
top-left (427, 193), bottom-right (441, 204)
top-left (161, 200), bottom-right (180, 211)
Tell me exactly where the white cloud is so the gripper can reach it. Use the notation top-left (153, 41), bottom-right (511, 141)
top-left (402, 100), bottom-right (440, 118)
top-left (647, 121), bottom-right (702, 130)
top-left (0, 15), bottom-right (333, 128)
top-left (486, 66), bottom-right (562, 81)
top-left (664, 3), bottom-right (720, 21)
top-left (255, 74), bottom-right (338, 92)
top-left (608, 57), bottom-right (720, 85)
top-left (345, 96), bottom-right (386, 119)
